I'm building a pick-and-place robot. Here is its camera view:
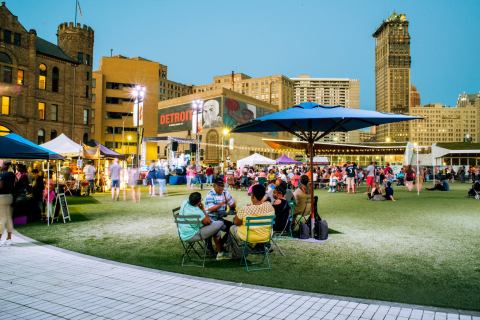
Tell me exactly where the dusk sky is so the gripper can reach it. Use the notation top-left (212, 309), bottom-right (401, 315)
top-left (9, 0), bottom-right (480, 109)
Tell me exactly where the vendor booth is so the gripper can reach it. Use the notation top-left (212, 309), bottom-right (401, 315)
top-left (0, 133), bottom-right (63, 225)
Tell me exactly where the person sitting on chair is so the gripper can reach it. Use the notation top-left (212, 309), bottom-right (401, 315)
top-left (228, 184), bottom-right (275, 258)
top-left (272, 183), bottom-right (290, 232)
top-left (293, 175), bottom-right (311, 223)
top-left (178, 192), bottom-right (229, 260)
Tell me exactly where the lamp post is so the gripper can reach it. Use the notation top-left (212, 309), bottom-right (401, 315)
top-left (221, 127), bottom-right (230, 171)
top-left (132, 85), bottom-right (146, 168)
top-left (192, 99), bottom-right (203, 167)
top-left (126, 135), bottom-right (132, 166)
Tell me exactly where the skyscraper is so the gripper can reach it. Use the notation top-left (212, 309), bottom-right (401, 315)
top-left (373, 12), bottom-right (411, 142)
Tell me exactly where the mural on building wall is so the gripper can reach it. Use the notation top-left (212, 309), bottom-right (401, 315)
top-left (223, 98), bottom-right (256, 127)
top-left (202, 99), bottom-right (222, 129)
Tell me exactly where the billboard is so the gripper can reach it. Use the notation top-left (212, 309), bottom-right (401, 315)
top-left (158, 97), bottom-right (273, 133)
top-left (158, 104), bottom-right (193, 133)
top-left (158, 98), bottom-right (222, 133)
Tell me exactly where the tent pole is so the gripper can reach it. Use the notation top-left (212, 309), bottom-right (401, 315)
top-left (47, 161), bottom-right (50, 226)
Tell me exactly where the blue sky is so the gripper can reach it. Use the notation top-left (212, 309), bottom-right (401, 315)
top-left (8, 0), bottom-right (480, 109)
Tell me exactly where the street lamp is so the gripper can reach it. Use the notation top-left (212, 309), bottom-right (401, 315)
top-left (221, 127), bottom-right (230, 170)
top-left (192, 99), bottom-right (204, 166)
top-left (132, 85), bottom-right (146, 168)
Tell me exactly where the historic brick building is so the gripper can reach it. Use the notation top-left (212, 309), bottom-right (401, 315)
top-left (0, 2), bottom-right (94, 144)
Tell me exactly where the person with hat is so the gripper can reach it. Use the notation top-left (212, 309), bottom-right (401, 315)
top-left (204, 177), bottom-right (236, 220)
top-left (204, 177), bottom-right (236, 254)
top-left (0, 160), bottom-right (15, 246)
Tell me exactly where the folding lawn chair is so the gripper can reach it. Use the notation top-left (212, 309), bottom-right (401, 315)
top-left (271, 201), bottom-right (294, 256)
top-left (240, 215), bottom-right (275, 272)
top-left (172, 207), bottom-right (208, 268)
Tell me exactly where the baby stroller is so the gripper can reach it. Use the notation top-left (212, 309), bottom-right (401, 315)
top-left (467, 181), bottom-right (480, 199)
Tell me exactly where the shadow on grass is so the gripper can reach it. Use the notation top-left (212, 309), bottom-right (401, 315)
top-left (65, 196), bottom-right (100, 205)
top-left (328, 228), bottom-right (342, 234)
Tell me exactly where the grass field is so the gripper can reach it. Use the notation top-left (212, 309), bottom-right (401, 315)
top-left (16, 182), bottom-right (480, 311)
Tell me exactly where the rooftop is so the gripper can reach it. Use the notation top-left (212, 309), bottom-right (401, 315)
top-left (35, 37), bottom-right (77, 63)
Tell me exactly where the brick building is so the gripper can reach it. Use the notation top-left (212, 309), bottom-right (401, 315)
top-left (0, 2), bottom-right (94, 144)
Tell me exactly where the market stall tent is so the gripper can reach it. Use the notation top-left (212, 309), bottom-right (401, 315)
top-left (40, 134), bottom-right (82, 158)
top-left (237, 153), bottom-right (276, 168)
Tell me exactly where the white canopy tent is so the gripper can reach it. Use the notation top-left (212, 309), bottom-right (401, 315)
top-left (237, 153), bottom-right (276, 168)
top-left (40, 134), bottom-right (82, 157)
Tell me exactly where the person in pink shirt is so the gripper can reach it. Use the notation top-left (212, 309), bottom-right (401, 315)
top-left (290, 170), bottom-right (301, 188)
top-left (43, 181), bottom-right (55, 221)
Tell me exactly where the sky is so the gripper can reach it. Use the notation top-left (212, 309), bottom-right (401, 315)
top-left (8, 0), bottom-right (480, 109)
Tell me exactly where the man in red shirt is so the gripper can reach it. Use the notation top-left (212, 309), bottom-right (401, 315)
top-left (205, 165), bottom-right (214, 186)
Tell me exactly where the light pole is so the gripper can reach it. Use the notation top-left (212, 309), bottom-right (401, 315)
top-left (221, 127), bottom-right (230, 170)
top-left (192, 99), bottom-right (203, 167)
top-left (132, 85), bottom-right (146, 168)
top-left (127, 134), bottom-right (132, 164)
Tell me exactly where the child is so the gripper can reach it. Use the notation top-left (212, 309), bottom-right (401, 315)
top-left (43, 182), bottom-right (55, 221)
top-left (328, 173), bottom-right (338, 193)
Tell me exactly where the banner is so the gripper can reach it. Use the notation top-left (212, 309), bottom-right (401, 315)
top-left (133, 101), bottom-right (143, 127)
top-left (82, 144), bottom-right (100, 159)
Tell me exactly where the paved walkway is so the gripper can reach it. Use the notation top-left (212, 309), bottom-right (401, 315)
top-left (0, 235), bottom-right (478, 320)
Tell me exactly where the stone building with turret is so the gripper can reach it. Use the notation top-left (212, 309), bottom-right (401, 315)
top-left (0, 2), bottom-right (94, 144)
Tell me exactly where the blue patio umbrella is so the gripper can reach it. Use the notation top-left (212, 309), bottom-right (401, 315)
top-left (232, 102), bottom-right (420, 236)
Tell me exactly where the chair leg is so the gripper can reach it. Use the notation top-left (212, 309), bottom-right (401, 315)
top-left (270, 238), bottom-right (285, 256)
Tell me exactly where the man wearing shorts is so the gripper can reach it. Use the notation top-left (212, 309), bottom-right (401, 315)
top-left (345, 161), bottom-right (357, 194)
top-left (109, 158), bottom-right (121, 201)
top-left (366, 161), bottom-right (376, 193)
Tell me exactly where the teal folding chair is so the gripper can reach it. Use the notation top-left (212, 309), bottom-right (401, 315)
top-left (240, 215), bottom-right (275, 272)
top-left (173, 208), bottom-right (208, 268)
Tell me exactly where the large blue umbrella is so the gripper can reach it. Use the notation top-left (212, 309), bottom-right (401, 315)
top-left (232, 102), bottom-right (420, 236)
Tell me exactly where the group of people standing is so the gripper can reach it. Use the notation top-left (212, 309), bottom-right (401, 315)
top-left (0, 159), bottom-right (57, 246)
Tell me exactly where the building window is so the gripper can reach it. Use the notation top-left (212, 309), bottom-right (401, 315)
top-left (50, 104), bottom-right (58, 121)
top-left (86, 54), bottom-right (91, 65)
top-left (3, 30), bottom-right (11, 44)
top-left (91, 93), bottom-right (96, 103)
top-left (50, 130), bottom-right (57, 140)
top-left (13, 33), bottom-right (21, 46)
top-left (1, 96), bottom-right (10, 115)
top-left (83, 109), bottom-right (89, 125)
top-left (38, 64), bottom-right (47, 90)
top-left (38, 102), bottom-right (45, 120)
top-left (83, 133), bottom-right (89, 144)
top-left (86, 71), bottom-right (90, 81)
top-left (37, 129), bottom-right (45, 144)
top-left (92, 78), bottom-right (96, 88)
top-left (52, 67), bottom-right (59, 92)
top-left (85, 85), bottom-right (89, 98)
top-left (77, 52), bottom-right (83, 64)
top-left (2, 66), bottom-right (12, 83)
top-left (0, 52), bottom-right (12, 64)
top-left (17, 70), bottom-right (24, 85)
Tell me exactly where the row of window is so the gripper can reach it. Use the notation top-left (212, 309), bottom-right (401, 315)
top-left (1, 95), bottom-right (89, 125)
top-left (1, 29), bottom-right (21, 46)
top-left (105, 96), bottom-right (131, 104)
top-left (77, 52), bottom-right (92, 66)
top-left (106, 81), bottom-right (135, 90)
top-left (105, 126), bottom-right (136, 134)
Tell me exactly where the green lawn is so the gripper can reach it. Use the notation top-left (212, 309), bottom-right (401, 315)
top-left (17, 183), bottom-right (480, 311)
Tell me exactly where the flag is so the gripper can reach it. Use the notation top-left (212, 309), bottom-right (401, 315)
top-left (77, 1), bottom-right (83, 16)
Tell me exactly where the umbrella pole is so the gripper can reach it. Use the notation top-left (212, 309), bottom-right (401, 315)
top-left (309, 142), bottom-right (315, 238)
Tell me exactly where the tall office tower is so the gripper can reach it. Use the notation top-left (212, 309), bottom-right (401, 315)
top-left (291, 75), bottom-right (360, 142)
top-left (373, 12), bottom-right (411, 142)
